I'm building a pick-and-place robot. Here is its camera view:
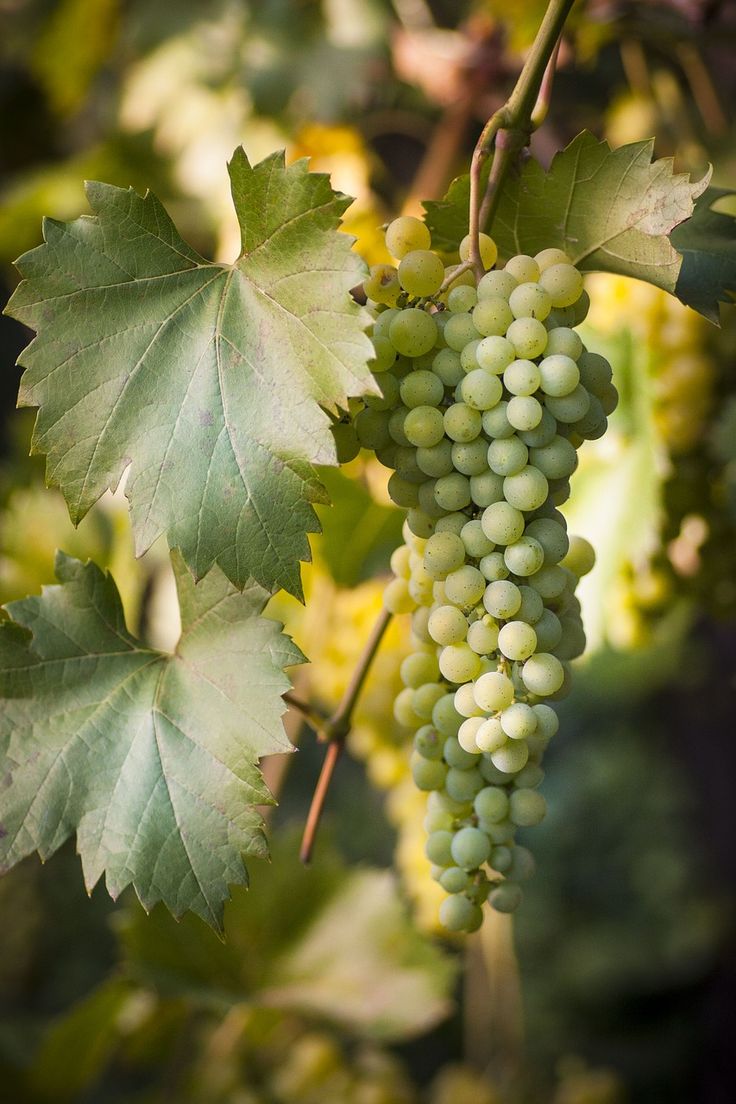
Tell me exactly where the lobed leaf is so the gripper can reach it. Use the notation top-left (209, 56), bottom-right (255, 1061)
top-left (0, 551), bottom-right (303, 932)
top-left (4, 148), bottom-right (376, 598)
top-left (671, 186), bottom-right (736, 322)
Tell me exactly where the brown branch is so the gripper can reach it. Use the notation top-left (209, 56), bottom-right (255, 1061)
top-left (299, 606), bottom-right (392, 863)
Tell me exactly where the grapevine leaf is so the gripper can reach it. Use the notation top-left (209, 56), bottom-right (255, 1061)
top-left (671, 187), bottom-right (736, 322)
top-left (316, 468), bottom-right (404, 587)
top-left (425, 132), bottom-right (710, 303)
top-left (0, 551), bottom-right (303, 932)
top-left (4, 148), bottom-right (375, 597)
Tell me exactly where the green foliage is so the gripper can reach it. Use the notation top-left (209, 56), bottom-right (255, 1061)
top-left (0, 551), bottom-right (302, 931)
top-left (672, 187), bottom-right (736, 322)
top-left (4, 148), bottom-right (375, 597)
top-left (425, 132), bottom-right (711, 312)
top-left (317, 468), bottom-right (404, 587)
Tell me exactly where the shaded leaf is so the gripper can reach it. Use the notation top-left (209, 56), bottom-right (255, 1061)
top-left (671, 186), bottom-right (736, 322)
top-left (5, 148), bottom-right (375, 597)
top-left (425, 132), bottom-right (709, 304)
top-left (316, 468), bottom-right (404, 588)
top-left (0, 552), bottom-right (303, 931)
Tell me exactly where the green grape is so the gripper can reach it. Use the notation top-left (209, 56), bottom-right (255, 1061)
top-left (384, 576), bottom-right (417, 614)
top-left (364, 371), bottom-right (400, 411)
top-left (433, 692), bottom-right (464, 736)
top-left (365, 263), bottom-right (401, 306)
top-left (444, 402), bottom-right (482, 442)
top-left (417, 479), bottom-right (447, 518)
top-left (561, 534), bottom-right (596, 576)
top-left (389, 308), bottom-right (438, 357)
top-left (460, 339), bottom-right (482, 372)
top-left (414, 681), bottom-right (448, 719)
top-left (527, 564), bottom-right (567, 600)
top-left (411, 753), bottom-right (448, 791)
top-left (571, 287), bottom-right (590, 322)
top-left (506, 317), bottom-right (548, 359)
top-left (432, 347), bottom-right (464, 386)
top-left (474, 786), bottom-right (509, 823)
top-left (484, 819), bottom-right (514, 844)
top-left (387, 472), bottom-right (420, 508)
top-left (488, 882), bottom-right (523, 913)
top-left (545, 384), bottom-right (591, 424)
top-left (403, 405), bottom-right (445, 447)
top-left (394, 445), bottom-right (425, 482)
top-left (435, 472), bottom-right (472, 511)
top-left (428, 604), bottom-right (467, 645)
top-left (452, 439), bottom-right (490, 477)
top-left (475, 716), bottom-right (507, 753)
top-left (478, 269), bottom-right (517, 300)
top-left (479, 551), bottom-right (509, 581)
top-left (470, 470), bottom-right (505, 508)
top-left (387, 404), bottom-right (411, 446)
top-left (481, 401), bottom-right (515, 440)
top-left (504, 255), bottom-right (540, 283)
top-left (530, 436), bottom-right (578, 479)
top-left (519, 407), bottom-right (557, 448)
top-left (406, 508), bottom-right (435, 538)
top-left (555, 619), bottom-right (586, 660)
top-left (460, 519), bottom-right (494, 558)
top-left (454, 682), bottom-right (483, 718)
top-left (539, 262), bottom-right (583, 307)
top-left (505, 845), bottom-right (536, 881)
top-left (535, 247), bottom-right (571, 270)
top-left (476, 335), bottom-right (515, 374)
top-left (401, 651), bottom-right (440, 687)
top-left (439, 866), bottom-right (472, 893)
top-left (479, 756), bottom-right (511, 784)
top-left (446, 765), bottom-right (484, 803)
top-left (390, 543), bottom-right (411, 578)
top-left (444, 312), bottom-right (480, 351)
top-left (459, 231), bottom-right (498, 268)
top-left (483, 579), bottom-right (522, 618)
top-left (417, 438), bottom-right (454, 477)
top-left (531, 702), bottom-right (559, 739)
top-left (500, 703), bottom-right (537, 741)
top-left (509, 281), bottom-right (552, 320)
top-left (488, 436), bottom-right (529, 476)
top-left (516, 585), bottom-right (544, 624)
top-left (598, 381), bottom-right (619, 416)
top-left (481, 501), bottom-right (525, 545)
top-left (514, 763), bottom-right (544, 788)
top-left (451, 825), bottom-right (491, 869)
top-left (400, 370), bottom-right (444, 408)
top-left (502, 465), bottom-right (549, 511)
top-left (490, 845), bottom-right (513, 872)
top-left (509, 789), bottom-right (547, 827)
top-left (425, 805), bottom-right (454, 831)
top-left (521, 652), bottom-right (564, 695)
top-left (504, 358), bottom-right (542, 396)
top-left (444, 736), bottom-right (479, 769)
top-left (544, 326), bottom-right (583, 359)
top-left (425, 829), bottom-right (455, 865)
top-left (373, 307), bottom-right (401, 339)
top-left (435, 512), bottom-right (467, 535)
top-left (577, 351), bottom-right (613, 396)
top-left (423, 531), bottom-right (466, 578)
top-left (458, 715), bottom-right (486, 753)
top-left (332, 421), bottom-right (360, 464)
top-left (439, 894), bottom-right (483, 932)
top-left (398, 249), bottom-right (444, 296)
top-left (498, 622), bottom-right (538, 662)
top-left (385, 214), bottom-right (431, 258)
top-left (466, 617), bottom-right (499, 654)
top-left (538, 353), bottom-right (580, 397)
top-left (507, 395), bottom-right (543, 431)
top-left (414, 725), bottom-right (444, 760)
top-left (572, 393), bottom-right (606, 439)
top-left (447, 285), bottom-right (478, 312)
top-left (472, 298), bottom-right (514, 337)
top-left (369, 334), bottom-right (398, 374)
top-left (460, 369), bottom-right (503, 411)
top-left (439, 643), bottom-right (482, 683)
top-left (355, 407), bottom-right (391, 450)
top-left (490, 740), bottom-right (529, 774)
top-left (444, 563), bottom-right (486, 608)
top-left (473, 670), bottom-right (515, 712)
top-left (532, 608), bottom-right (563, 651)
top-left (504, 536), bottom-right (545, 577)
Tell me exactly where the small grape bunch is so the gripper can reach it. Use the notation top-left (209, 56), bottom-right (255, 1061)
top-left (353, 215), bottom-right (616, 934)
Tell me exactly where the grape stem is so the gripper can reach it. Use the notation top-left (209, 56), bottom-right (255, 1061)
top-left (299, 606), bottom-right (392, 863)
top-left (467, 0), bottom-right (576, 279)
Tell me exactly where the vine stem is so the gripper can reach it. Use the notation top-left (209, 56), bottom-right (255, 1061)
top-left (468, 0), bottom-right (576, 274)
top-left (299, 606), bottom-right (392, 863)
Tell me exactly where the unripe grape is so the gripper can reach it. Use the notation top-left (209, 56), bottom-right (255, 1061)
top-left (460, 369), bottom-right (503, 410)
top-left (401, 650), bottom-right (440, 687)
top-left (473, 298), bottom-right (514, 337)
top-left (444, 312), bottom-right (480, 351)
top-left (532, 608), bottom-right (563, 651)
top-left (507, 395), bottom-right (543, 431)
top-left (470, 470), bottom-right (505, 508)
top-left (439, 894), bottom-right (483, 932)
top-left (476, 335), bottom-right (515, 373)
top-left (439, 643), bottom-right (482, 683)
top-left (488, 882), bottom-right (523, 913)
top-left (482, 402), bottom-right (515, 440)
top-left (447, 284), bottom-right (478, 312)
top-left (411, 753), bottom-right (448, 791)
top-left (544, 327), bottom-right (583, 359)
top-left (505, 255), bottom-right (540, 283)
top-left (539, 262), bottom-right (584, 307)
top-left (460, 519), bottom-right (495, 558)
top-left (488, 436), bottom-right (529, 476)
top-left (531, 702), bottom-right (559, 739)
top-left (417, 438), bottom-right (454, 477)
top-left (539, 354), bottom-right (580, 397)
top-left (451, 825), bottom-right (492, 869)
top-left (400, 369), bottom-right (444, 409)
top-left (444, 402), bottom-right (482, 442)
top-left (398, 249), bottom-right (444, 296)
top-left (506, 317), bottom-right (548, 359)
top-left (473, 670), bottom-right (514, 712)
top-left (466, 617), bottom-right (500, 655)
top-left (509, 789), bottom-right (547, 827)
top-left (414, 724), bottom-right (444, 760)
top-left (479, 551), bottom-right (509, 581)
top-left (403, 405), bottom-right (445, 447)
top-left (389, 308), bottom-right (438, 357)
top-left (516, 585), bottom-right (544, 624)
top-left (434, 472), bottom-right (472, 511)
top-left (432, 348), bottom-right (464, 387)
top-left (385, 215), bottom-right (431, 258)
top-left (433, 693), bottom-right (464, 736)
top-left (490, 740), bottom-right (529, 774)
top-left (521, 652), bottom-right (565, 695)
top-left (500, 701), bottom-right (538, 739)
top-left (509, 281), bottom-right (552, 320)
top-left (504, 359), bottom-right (542, 396)
top-left (459, 231), bottom-right (498, 268)
top-left (481, 501), bottom-right (525, 545)
top-left (530, 436), bottom-right (578, 480)
top-left (446, 766), bottom-right (484, 802)
top-left (504, 536), bottom-right (545, 577)
top-left (502, 465), bottom-right (549, 511)
top-left (525, 518), bottom-right (569, 563)
top-left (478, 269), bottom-right (517, 300)
top-left (452, 439), bottom-right (490, 477)
top-left (444, 564), bottom-right (486, 608)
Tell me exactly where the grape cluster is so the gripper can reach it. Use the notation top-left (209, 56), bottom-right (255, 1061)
top-left (355, 216), bottom-right (617, 932)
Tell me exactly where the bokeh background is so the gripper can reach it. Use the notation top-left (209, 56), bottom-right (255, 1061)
top-left (1, 2), bottom-right (735, 1102)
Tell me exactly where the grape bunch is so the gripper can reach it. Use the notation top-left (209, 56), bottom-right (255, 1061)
top-left (354, 216), bottom-right (617, 933)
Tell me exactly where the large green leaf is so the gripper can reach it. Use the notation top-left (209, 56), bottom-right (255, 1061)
top-left (425, 132), bottom-right (710, 307)
top-left (0, 551), bottom-right (303, 931)
top-left (671, 186), bottom-right (736, 322)
top-left (4, 148), bottom-right (375, 598)
top-left (316, 468), bottom-right (404, 588)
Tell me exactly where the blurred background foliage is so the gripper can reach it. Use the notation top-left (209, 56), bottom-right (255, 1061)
top-left (1, 0), bottom-right (735, 1102)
